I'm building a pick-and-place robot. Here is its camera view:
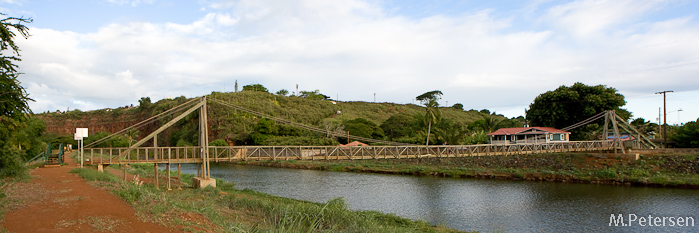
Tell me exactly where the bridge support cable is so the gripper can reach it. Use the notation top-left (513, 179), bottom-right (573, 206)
top-left (613, 114), bottom-right (657, 149)
top-left (210, 98), bottom-right (413, 146)
top-left (118, 97), bottom-right (206, 161)
top-left (560, 110), bottom-right (657, 151)
top-left (85, 97), bottom-right (201, 148)
top-left (561, 111), bottom-right (607, 132)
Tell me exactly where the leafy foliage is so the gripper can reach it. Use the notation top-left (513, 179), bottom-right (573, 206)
top-left (138, 97), bottom-right (152, 112)
top-left (299, 90), bottom-right (330, 100)
top-left (416, 90), bottom-right (442, 145)
top-left (630, 118), bottom-right (657, 137)
top-left (671, 118), bottom-right (699, 148)
top-left (242, 84), bottom-right (269, 93)
top-left (275, 89), bottom-right (289, 96)
top-left (380, 113), bottom-right (418, 141)
top-left (432, 118), bottom-right (468, 145)
top-left (468, 114), bottom-right (505, 133)
top-left (0, 14), bottom-right (34, 177)
top-left (526, 82), bottom-right (629, 140)
top-left (342, 118), bottom-right (384, 140)
top-left (463, 130), bottom-right (489, 145)
top-left (209, 139), bottom-right (228, 146)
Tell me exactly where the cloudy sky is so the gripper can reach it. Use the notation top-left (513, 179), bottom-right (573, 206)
top-left (3, 0), bottom-right (698, 124)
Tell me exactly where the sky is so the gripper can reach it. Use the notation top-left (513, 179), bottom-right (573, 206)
top-left (2, 0), bottom-right (698, 125)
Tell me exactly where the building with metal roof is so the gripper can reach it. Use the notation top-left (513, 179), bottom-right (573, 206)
top-left (487, 127), bottom-right (571, 144)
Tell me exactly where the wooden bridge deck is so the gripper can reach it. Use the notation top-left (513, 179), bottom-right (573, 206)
top-left (86, 141), bottom-right (615, 165)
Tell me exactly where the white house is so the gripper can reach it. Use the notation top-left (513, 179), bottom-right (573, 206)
top-left (487, 127), bottom-right (571, 144)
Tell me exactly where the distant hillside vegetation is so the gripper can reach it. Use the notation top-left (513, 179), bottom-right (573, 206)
top-left (37, 90), bottom-right (521, 146)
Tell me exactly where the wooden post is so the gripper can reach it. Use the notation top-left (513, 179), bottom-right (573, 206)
top-left (603, 111), bottom-right (609, 141)
top-left (611, 111), bottom-right (625, 154)
top-left (154, 163), bottom-right (159, 189)
top-left (154, 133), bottom-right (159, 189)
top-left (178, 163), bottom-right (181, 189)
top-left (167, 163), bottom-right (171, 190)
top-left (123, 164), bottom-right (127, 181)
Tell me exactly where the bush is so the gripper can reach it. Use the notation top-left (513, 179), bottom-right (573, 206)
top-left (209, 139), bottom-right (228, 146)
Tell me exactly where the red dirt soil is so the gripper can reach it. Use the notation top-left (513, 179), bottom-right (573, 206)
top-left (2, 160), bottom-right (174, 233)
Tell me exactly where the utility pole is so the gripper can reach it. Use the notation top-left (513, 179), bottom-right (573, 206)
top-left (658, 107), bottom-right (661, 140)
top-left (655, 90), bottom-right (673, 148)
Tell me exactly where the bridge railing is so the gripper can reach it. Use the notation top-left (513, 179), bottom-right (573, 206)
top-left (88, 141), bottom-right (616, 164)
top-left (85, 146), bottom-right (204, 165)
top-left (209, 140), bottom-right (615, 161)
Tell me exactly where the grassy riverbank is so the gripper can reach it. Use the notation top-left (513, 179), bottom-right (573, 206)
top-left (69, 163), bottom-right (464, 232)
top-left (234, 153), bottom-right (699, 188)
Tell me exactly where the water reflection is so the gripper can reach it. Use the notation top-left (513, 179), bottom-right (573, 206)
top-left (171, 163), bottom-right (699, 232)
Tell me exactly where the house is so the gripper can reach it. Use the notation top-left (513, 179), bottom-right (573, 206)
top-left (487, 127), bottom-right (571, 144)
top-left (341, 141), bottom-right (369, 147)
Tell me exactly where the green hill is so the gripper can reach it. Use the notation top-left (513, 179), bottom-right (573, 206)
top-left (37, 90), bottom-right (519, 147)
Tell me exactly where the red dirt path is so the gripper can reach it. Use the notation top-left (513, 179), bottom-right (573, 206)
top-left (2, 160), bottom-right (174, 232)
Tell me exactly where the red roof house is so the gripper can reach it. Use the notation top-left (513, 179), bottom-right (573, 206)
top-left (341, 141), bottom-right (369, 147)
top-left (487, 127), bottom-right (571, 144)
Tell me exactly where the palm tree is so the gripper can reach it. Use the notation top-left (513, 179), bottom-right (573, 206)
top-left (433, 118), bottom-right (468, 145)
top-left (424, 100), bottom-right (441, 146)
top-left (416, 90), bottom-right (443, 146)
top-left (126, 129), bottom-right (139, 147)
top-left (481, 114), bottom-right (504, 133)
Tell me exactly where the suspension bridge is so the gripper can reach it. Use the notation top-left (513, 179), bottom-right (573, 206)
top-left (76, 96), bottom-right (655, 189)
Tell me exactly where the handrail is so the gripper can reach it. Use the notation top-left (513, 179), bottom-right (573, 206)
top-left (25, 152), bottom-right (45, 166)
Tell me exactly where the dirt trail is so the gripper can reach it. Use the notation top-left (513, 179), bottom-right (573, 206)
top-left (2, 160), bottom-right (173, 232)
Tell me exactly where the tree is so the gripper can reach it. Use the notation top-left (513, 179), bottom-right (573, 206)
top-left (526, 82), bottom-right (629, 140)
top-left (343, 118), bottom-right (384, 140)
top-left (670, 118), bottom-right (699, 148)
top-left (234, 80), bottom-right (238, 92)
top-left (299, 90), bottom-right (330, 100)
top-left (630, 118), bottom-right (657, 137)
top-left (380, 113), bottom-right (417, 141)
top-left (451, 103), bottom-right (464, 111)
top-left (416, 90), bottom-right (442, 146)
top-left (138, 97), bottom-right (152, 112)
top-left (125, 129), bottom-right (139, 147)
top-left (0, 14), bottom-right (32, 177)
top-left (242, 84), bottom-right (269, 93)
top-left (276, 89), bottom-right (289, 96)
top-left (251, 118), bottom-right (278, 145)
top-left (433, 119), bottom-right (468, 145)
top-left (469, 114), bottom-right (505, 133)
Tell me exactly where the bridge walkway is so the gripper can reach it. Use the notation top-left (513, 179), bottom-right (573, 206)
top-left (86, 140), bottom-right (614, 165)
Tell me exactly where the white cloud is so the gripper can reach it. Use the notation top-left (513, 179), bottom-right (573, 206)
top-left (543, 0), bottom-right (669, 37)
top-left (0, 0), bottom-right (24, 5)
top-left (106, 0), bottom-right (155, 7)
top-left (13, 0), bottom-right (699, 122)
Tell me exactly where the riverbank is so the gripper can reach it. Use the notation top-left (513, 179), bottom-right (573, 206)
top-left (232, 152), bottom-right (699, 188)
top-left (1, 155), bottom-right (465, 232)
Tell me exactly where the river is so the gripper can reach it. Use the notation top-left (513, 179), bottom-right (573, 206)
top-left (171, 163), bottom-right (698, 232)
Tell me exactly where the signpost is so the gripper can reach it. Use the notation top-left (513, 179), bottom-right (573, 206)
top-left (75, 128), bottom-right (88, 168)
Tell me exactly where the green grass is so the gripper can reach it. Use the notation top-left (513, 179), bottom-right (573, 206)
top-left (69, 168), bottom-right (121, 183)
